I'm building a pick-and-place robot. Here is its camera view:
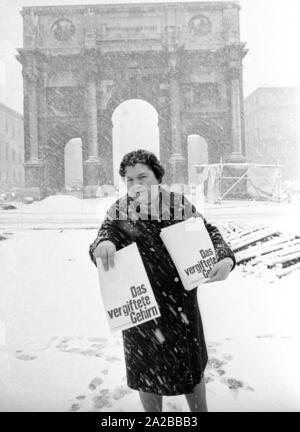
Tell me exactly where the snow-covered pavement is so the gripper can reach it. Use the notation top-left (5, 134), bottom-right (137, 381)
top-left (1, 194), bottom-right (300, 233)
top-left (1, 196), bottom-right (300, 411)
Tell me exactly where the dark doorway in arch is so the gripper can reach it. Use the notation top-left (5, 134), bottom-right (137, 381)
top-left (112, 99), bottom-right (160, 194)
top-left (183, 117), bottom-right (229, 172)
top-left (44, 120), bottom-right (85, 195)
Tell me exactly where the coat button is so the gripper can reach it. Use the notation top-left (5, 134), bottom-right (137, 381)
top-left (174, 277), bottom-right (179, 282)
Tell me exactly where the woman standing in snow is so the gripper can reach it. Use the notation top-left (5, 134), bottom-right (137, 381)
top-left (89, 150), bottom-right (235, 412)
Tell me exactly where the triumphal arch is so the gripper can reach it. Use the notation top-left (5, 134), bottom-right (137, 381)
top-left (18, 1), bottom-right (247, 195)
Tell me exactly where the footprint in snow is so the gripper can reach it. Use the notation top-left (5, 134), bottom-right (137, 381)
top-left (56, 342), bottom-right (69, 349)
top-left (221, 377), bottom-right (244, 390)
top-left (245, 386), bottom-right (255, 392)
top-left (207, 357), bottom-right (226, 369)
top-left (80, 349), bottom-right (99, 357)
top-left (69, 403), bottom-right (81, 412)
top-left (105, 355), bottom-right (121, 362)
top-left (76, 395), bottom-right (86, 400)
top-left (16, 352), bottom-right (37, 361)
top-left (166, 402), bottom-right (182, 411)
top-left (256, 334), bottom-right (275, 339)
top-left (223, 353), bottom-right (234, 361)
top-left (112, 385), bottom-right (133, 400)
top-left (91, 343), bottom-right (105, 349)
top-left (204, 376), bottom-right (214, 384)
top-left (208, 341), bottom-right (222, 347)
top-left (88, 377), bottom-right (103, 391)
top-left (62, 347), bottom-right (82, 354)
top-left (93, 394), bottom-right (112, 410)
top-left (208, 368), bottom-right (226, 378)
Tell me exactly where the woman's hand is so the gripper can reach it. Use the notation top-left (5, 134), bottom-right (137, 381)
top-left (205, 257), bottom-right (233, 283)
top-left (93, 240), bottom-right (116, 271)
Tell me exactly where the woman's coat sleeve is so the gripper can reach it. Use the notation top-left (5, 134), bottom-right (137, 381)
top-left (203, 218), bottom-right (236, 270)
top-left (182, 194), bottom-right (236, 271)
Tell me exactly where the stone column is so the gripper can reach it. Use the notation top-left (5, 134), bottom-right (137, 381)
top-left (22, 61), bottom-right (44, 198)
top-left (227, 62), bottom-right (245, 162)
top-left (83, 52), bottom-right (101, 186)
top-left (27, 77), bottom-right (39, 161)
top-left (86, 79), bottom-right (99, 160)
top-left (223, 60), bottom-right (247, 198)
top-left (157, 101), bottom-right (172, 185)
top-left (98, 112), bottom-right (113, 185)
top-left (37, 62), bottom-right (49, 195)
top-left (168, 54), bottom-right (185, 184)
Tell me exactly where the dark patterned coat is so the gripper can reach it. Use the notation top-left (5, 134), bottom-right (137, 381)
top-left (89, 185), bottom-right (236, 396)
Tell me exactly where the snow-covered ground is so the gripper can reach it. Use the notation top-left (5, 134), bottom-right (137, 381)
top-left (0, 195), bottom-right (117, 230)
top-left (0, 195), bottom-right (300, 412)
top-left (1, 192), bottom-right (300, 233)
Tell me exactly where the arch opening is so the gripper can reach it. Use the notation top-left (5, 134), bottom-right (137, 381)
top-left (111, 99), bottom-right (160, 193)
top-left (187, 134), bottom-right (208, 184)
top-left (64, 137), bottom-right (83, 191)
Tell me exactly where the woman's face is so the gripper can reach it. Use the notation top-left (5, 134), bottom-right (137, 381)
top-left (124, 163), bottom-right (159, 204)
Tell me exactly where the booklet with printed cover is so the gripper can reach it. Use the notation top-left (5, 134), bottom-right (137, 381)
top-left (160, 217), bottom-right (217, 290)
top-left (96, 242), bottom-right (161, 332)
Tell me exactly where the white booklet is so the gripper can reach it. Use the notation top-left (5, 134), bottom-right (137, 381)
top-left (160, 217), bottom-right (217, 290)
top-left (96, 242), bottom-right (161, 332)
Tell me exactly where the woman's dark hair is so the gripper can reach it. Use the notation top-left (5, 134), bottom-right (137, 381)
top-left (119, 149), bottom-right (165, 183)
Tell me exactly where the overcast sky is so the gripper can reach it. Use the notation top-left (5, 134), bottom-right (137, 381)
top-left (1, 0), bottom-right (300, 113)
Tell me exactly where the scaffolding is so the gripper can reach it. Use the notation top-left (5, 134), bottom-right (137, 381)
top-left (193, 163), bottom-right (284, 204)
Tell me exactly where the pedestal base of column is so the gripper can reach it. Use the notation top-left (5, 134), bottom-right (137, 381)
top-left (24, 160), bottom-right (44, 199)
top-left (226, 152), bottom-right (246, 163)
top-left (169, 153), bottom-right (186, 185)
top-left (84, 158), bottom-right (101, 186)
